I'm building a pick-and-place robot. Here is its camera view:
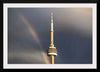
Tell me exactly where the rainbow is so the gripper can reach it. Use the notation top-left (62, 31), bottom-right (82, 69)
top-left (18, 13), bottom-right (50, 64)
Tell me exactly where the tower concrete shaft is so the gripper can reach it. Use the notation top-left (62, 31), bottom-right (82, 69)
top-left (48, 12), bottom-right (57, 64)
top-left (50, 55), bottom-right (54, 64)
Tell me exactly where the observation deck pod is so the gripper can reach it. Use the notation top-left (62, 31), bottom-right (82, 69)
top-left (48, 47), bottom-right (57, 56)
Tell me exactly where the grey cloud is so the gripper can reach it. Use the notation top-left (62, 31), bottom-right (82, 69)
top-left (54, 8), bottom-right (92, 37)
top-left (8, 50), bottom-right (44, 64)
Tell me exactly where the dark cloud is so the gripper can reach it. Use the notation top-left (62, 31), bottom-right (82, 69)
top-left (8, 8), bottom-right (92, 64)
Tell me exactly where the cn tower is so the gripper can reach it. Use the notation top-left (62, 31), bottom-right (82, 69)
top-left (48, 12), bottom-right (57, 64)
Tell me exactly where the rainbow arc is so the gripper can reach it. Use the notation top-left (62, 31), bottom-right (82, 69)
top-left (18, 13), bottom-right (50, 64)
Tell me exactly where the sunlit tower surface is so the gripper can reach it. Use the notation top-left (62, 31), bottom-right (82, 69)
top-left (48, 12), bottom-right (57, 64)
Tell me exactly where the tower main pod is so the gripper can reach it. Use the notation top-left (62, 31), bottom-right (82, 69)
top-left (48, 12), bottom-right (57, 64)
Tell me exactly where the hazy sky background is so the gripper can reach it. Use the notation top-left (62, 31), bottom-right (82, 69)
top-left (8, 8), bottom-right (92, 64)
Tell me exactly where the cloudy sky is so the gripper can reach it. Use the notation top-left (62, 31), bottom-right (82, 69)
top-left (8, 8), bottom-right (92, 64)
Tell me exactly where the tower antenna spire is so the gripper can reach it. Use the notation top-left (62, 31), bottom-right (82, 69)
top-left (50, 12), bottom-right (54, 47)
top-left (48, 12), bottom-right (57, 64)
